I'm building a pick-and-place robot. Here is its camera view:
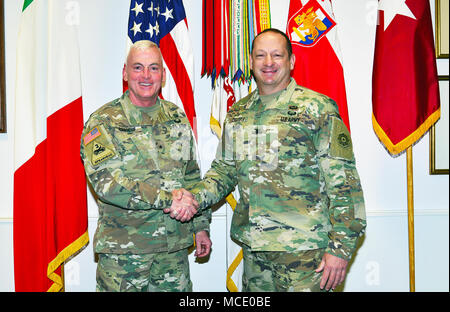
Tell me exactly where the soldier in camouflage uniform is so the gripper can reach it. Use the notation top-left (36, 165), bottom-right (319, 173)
top-left (171, 29), bottom-right (366, 291)
top-left (80, 40), bottom-right (211, 292)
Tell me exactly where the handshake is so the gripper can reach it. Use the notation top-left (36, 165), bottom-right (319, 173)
top-left (163, 188), bottom-right (199, 222)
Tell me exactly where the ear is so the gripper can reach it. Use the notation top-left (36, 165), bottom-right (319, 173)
top-left (162, 68), bottom-right (166, 87)
top-left (122, 64), bottom-right (128, 82)
top-left (290, 53), bottom-right (296, 71)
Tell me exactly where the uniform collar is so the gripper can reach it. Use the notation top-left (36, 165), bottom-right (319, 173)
top-left (247, 78), bottom-right (298, 110)
top-left (119, 90), bottom-right (161, 126)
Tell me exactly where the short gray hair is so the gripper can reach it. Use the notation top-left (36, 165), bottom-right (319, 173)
top-left (126, 40), bottom-right (161, 64)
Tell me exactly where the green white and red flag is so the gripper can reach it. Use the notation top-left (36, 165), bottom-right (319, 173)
top-left (14, 0), bottom-right (88, 291)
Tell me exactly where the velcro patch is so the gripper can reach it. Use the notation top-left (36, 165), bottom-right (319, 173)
top-left (330, 117), bottom-right (353, 160)
top-left (91, 142), bottom-right (115, 165)
top-left (83, 127), bottom-right (101, 145)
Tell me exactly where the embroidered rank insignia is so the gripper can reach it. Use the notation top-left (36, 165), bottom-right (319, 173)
top-left (83, 127), bottom-right (101, 145)
top-left (91, 142), bottom-right (114, 165)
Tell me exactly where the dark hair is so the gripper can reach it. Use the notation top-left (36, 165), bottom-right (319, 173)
top-left (251, 28), bottom-right (293, 58)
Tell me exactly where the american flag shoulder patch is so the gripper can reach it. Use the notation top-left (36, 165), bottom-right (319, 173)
top-left (83, 126), bottom-right (101, 145)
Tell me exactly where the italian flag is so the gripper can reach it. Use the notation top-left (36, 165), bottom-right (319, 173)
top-left (13, 0), bottom-right (88, 291)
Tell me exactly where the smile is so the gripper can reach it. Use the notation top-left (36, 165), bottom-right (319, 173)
top-left (261, 68), bottom-right (277, 74)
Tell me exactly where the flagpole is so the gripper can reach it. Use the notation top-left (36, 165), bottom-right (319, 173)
top-left (406, 146), bottom-right (415, 292)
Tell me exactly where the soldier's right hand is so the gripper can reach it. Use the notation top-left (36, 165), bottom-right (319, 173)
top-left (163, 188), bottom-right (199, 222)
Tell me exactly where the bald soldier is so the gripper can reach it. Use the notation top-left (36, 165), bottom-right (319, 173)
top-left (81, 40), bottom-right (211, 292)
top-left (168, 28), bottom-right (366, 292)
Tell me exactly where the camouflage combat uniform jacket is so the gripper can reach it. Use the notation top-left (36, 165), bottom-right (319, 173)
top-left (81, 91), bottom-right (210, 254)
top-left (191, 79), bottom-right (365, 260)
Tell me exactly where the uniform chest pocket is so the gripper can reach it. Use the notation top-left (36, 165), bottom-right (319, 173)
top-left (278, 125), bottom-right (318, 179)
top-left (111, 126), bottom-right (160, 175)
top-left (153, 122), bottom-right (192, 189)
top-left (153, 123), bottom-right (192, 163)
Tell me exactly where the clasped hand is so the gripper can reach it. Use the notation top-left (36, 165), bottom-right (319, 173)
top-left (163, 188), bottom-right (198, 222)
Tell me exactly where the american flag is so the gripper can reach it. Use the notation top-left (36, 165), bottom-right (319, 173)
top-left (126, 0), bottom-right (196, 131)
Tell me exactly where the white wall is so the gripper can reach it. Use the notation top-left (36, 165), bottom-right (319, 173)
top-left (1, 0), bottom-right (448, 292)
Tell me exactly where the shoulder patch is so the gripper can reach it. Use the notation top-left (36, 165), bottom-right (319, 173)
top-left (330, 117), bottom-right (353, 160)
top-left (83, 127), bottom-right (101, 145)
top-left (91, 142), bottom-right (115, 166)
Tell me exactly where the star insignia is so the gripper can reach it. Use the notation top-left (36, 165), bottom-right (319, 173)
top-left (378, 0), bottom-right (416, 31)
top-left (161, 7), bottom-right (174, 22)
top-left (145, 23), bottom-right (154, 37)
top-left (131, 1), bottom-right (144, 17)
top-left (153, 21), bottom-right (160, 36)
top-left (130, 21), bottom-right (142, 36)
top-left (148, 2), bottom-right (154, 16)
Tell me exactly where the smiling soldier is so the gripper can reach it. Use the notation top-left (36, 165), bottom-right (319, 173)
top-left (170, 28), bottom-right (366, 292)
top-left (80, 40), bottom-right (211, 292)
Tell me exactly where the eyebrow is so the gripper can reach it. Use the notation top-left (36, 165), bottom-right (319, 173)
top-left (132, 62), bottom-right (161, 67)
top-left (253, 49), bottom-right (284, 54)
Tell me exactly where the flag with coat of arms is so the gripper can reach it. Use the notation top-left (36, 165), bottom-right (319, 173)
top-left (286, 0), bottom-right (350, 131)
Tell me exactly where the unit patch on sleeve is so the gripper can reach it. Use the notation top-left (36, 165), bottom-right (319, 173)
top-left (330, 116), bottom-right (353, 160)
top-left (91, 142), bottom-right (115, 165)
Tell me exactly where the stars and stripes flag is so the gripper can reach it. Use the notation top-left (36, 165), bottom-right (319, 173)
top-left (286, 0), bottom-right (350, 131)
top-left (125, 0), bottom-right (196, 132)
top-left (372, 0), bottom-right (440, 155)
top-left (14, 0), bottom-right (88, 291)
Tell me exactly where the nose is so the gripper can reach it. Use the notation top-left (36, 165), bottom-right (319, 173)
top-left (263, 55), bottom-right (274, 66)
top-left (142, 67), bottom-right (151, 79)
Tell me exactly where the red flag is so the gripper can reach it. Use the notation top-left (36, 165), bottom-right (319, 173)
top-left (14, 0), bottom-right (88, 291)
top-left (372, 0), bottom-right (440, 155)
top-left (286, 0), bottom-right (350, 131)
top-left (125, 0), bottom-right (196, 132)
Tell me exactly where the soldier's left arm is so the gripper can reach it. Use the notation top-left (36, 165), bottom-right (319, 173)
top-left (314, 101), bottom-right (367, 261)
